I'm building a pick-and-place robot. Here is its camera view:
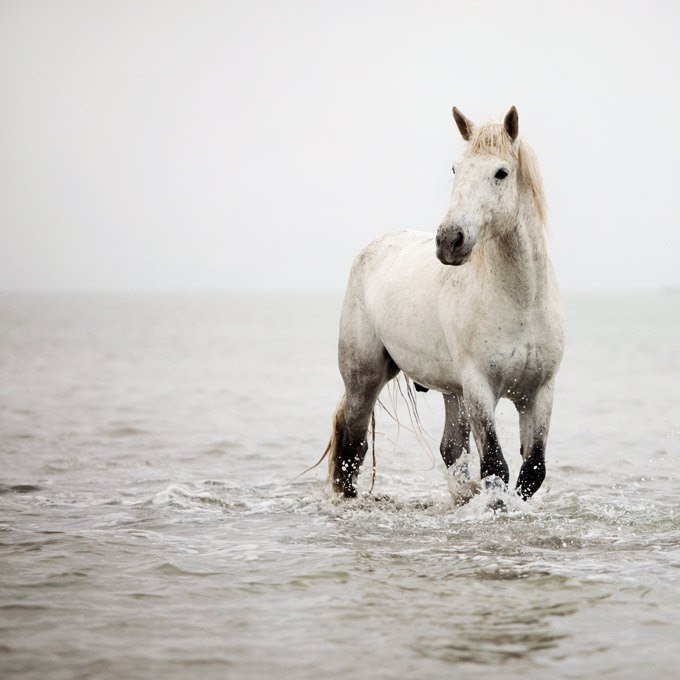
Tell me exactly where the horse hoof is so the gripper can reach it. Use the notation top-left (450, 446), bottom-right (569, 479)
top-left (482, 475), bottom-right (507, 492)
top-left (486, 497), bottom-right (507, 513)
top-left (482, 475), bottom-right (507, 513)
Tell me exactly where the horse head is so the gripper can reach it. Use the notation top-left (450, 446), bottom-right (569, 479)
top-left (436, 106), bottom-right (522, 266)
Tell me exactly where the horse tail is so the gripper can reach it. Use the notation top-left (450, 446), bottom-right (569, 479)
top-left (327, 399), bottom-right (347, 493)
top-left (285, 397), bottom-right (347, 488)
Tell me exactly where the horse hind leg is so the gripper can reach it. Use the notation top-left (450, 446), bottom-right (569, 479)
top-left (327, 398), bottom-right (371, 498)
top-left (328, 320), bottom-right (398, 498)
top-left (441, 393), bottom-right (479, 504)
top-left (440, 393), bottom-right (470, 468)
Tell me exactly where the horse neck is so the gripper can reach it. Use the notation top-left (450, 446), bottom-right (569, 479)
top-left (474, 196), bottom-right (548, 308)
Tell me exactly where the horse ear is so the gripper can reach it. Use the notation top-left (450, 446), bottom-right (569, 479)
top-left (504, 106), bottom-right (519, 142)
top-left (452, 107), bottom-right (474, 141)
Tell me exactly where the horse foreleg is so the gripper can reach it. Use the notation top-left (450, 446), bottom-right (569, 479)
top-left (516, 381), bottom-right (554, 499)
top-left (463, 376), bottom-right (509, 487)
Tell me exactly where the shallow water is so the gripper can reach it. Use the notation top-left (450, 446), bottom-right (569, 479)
top-left (1, 291), bottom-right (679, 679)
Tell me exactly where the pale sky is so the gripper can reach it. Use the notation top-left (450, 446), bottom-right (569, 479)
top-left (1, 0), bottom-right (679, 292)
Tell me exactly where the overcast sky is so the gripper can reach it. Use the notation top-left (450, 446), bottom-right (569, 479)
top-left (1, 0), bottom-right (679, 292)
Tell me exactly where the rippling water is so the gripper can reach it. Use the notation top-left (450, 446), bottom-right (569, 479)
top-left (1, 291), bottom-right (679, 679)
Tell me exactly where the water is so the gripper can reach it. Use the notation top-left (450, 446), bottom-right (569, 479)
top-left (1, 291), bottom-right (679, 679)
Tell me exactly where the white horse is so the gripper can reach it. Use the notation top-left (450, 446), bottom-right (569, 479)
top-left (325, 106), bottom-right (565, 501)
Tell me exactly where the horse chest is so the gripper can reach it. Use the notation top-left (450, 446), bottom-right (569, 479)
top-left (480, 325), bottom-right (560, 397)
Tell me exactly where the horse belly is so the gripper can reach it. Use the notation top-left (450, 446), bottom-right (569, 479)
top-left (382, 333), bottom-right (460, 393)
top-left (365, 275), bottom-right (459, 390)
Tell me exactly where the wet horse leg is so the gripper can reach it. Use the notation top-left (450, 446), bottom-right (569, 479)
top-left (440, 393), bottom-right (471, 468)
top-left (463, 375), bottom-right (509, 486)
top-left (516, 381), bottom-right (555, 499)
top-left (330, 312), bottom-right (399, 497)
top-left (441, 392), bottom-right (480, 503)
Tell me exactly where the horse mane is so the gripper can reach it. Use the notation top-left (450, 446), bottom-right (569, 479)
top-left (468, 122), bottom-right (548, 225)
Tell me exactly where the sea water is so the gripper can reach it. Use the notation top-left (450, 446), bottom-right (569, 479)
top-left (1, 291), bottom-right (679, 679)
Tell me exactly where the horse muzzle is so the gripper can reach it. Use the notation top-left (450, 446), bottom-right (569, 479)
top-left (436, 227), bottom-right (474, 266)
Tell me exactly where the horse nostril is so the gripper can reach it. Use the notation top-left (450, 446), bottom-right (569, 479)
top-left (436, 234), bottom-right (442, 247)
top-left (452, 230), bottom-right (464, 250)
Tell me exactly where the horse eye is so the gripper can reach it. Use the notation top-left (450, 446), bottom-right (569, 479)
top-left (451, 165), bottom-right (456, 174)
top-left (495, 168), bottom-right (508, 180)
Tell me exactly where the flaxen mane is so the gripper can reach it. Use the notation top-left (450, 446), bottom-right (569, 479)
top-left (468, 122), bottom-right (548, 225)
